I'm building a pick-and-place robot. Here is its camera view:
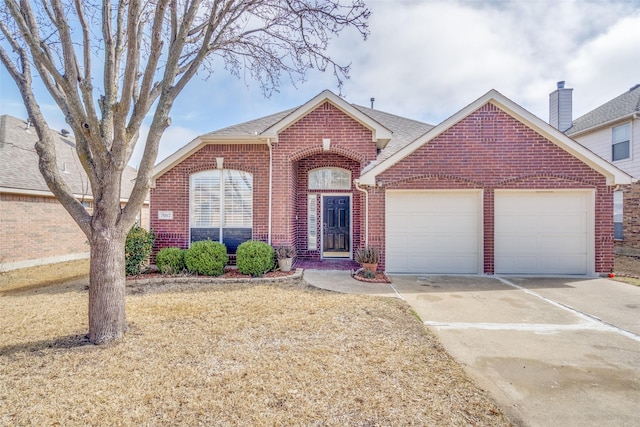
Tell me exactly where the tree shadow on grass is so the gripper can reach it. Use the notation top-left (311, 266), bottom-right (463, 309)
top-left (0, 276), bottom-right (89, 297)
top-left (0, 333), bottom-right (93, 357)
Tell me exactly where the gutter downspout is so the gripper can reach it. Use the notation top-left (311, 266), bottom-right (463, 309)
top-left (354, 179), bottom-right (369, 246)
top-left (267, 138), bottom-right (273, 245)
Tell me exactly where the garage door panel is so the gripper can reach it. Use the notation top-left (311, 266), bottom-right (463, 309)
top-left (545, 215), bottom-right (586, 232)
top-left (386, 191), bottom-right (481, 274)
top-left (495, 191), bottom-right (590, 275)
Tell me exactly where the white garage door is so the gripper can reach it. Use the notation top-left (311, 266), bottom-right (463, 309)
top-left (386, 191), bottom-right (481, 274)
top-left (495, 191), bottom-right (591, 275)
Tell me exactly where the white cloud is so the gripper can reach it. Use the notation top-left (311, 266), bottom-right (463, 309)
top-left (2, 0), bottom-right (640, 167)
top-left (335, 0), bottom-right (640, 122)
top-left (566, 11), bottom-right (640, 117)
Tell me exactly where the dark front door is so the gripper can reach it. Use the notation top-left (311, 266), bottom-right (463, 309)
top-left (323, 195), bottom-right (350, 257)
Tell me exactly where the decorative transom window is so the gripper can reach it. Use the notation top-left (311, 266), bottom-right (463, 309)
top-left (308, 167), bottom-right (351, 190)
top-left (612, 123), bottom-right (631, 161)
top-left (190, 169), bottom-right (253, 252)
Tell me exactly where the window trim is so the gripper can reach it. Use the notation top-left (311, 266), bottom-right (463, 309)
top-left (612, 122), bottom-right (631, 162)
top-left (614, 190), bottom-right (623, 240)
top-left (189, 169), bottom-right (253, 246)
top-left (308, 167), bottom-right (351, 190)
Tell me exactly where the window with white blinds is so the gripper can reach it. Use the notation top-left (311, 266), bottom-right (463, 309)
top-left (224, 170), bottom-right (253, 227)
top-left (191, 172), bottom-right (221, 227)
top-left (190, 169), bottom-right (253, 231)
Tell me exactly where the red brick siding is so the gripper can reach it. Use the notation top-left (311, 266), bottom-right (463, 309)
top-left (373, 103), bottom-right (612, 273)
top-left (150, 144), bottom-right (270, 254)
top-left (270, 102), bottom-right (377, 259)
top-left (151, 102), bottom-right (378, 261)
top-left (0, 193), bottom-right (89, 267)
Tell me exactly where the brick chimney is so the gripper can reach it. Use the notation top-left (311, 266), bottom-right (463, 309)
top-left (549, 81), bottom-right (573, 132)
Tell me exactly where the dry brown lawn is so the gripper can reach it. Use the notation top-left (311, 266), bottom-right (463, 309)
top-left (0, 272), bottom-right (510, 426)
top-left (614, 254), bottom-right (640, 286)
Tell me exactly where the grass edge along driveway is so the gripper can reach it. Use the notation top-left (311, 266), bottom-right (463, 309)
top-left (0, 277), bottom-right (510, 426)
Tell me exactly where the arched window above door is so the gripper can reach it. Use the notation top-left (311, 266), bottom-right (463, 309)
top-left (308, 167), bottom-right (351, 190)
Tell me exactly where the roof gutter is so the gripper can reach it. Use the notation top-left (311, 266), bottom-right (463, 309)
top-left (568, 112), bottom-right (639, 138)
top-left (267, 138), bottom-right (273, 245)
top-left (354, 179), bottom-right (369, 246)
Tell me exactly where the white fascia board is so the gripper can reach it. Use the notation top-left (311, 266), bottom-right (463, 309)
top-left (490, 94), bottom-right (633, 186)
top-left (0, 186), bottom-right (141, 203)
top-left (567, 112), bottom-right (637, 138)
top-left (359, 91), bottom-right (493, 185)
top-left (0, 186), bottom-right (90, 200)
top-left (261, 89), bottom-right (392, 146)
top-left (151, 135), bottom-right (265, 185)
top-left (152, 136), bottom-right (204, 183)
top-left (360, 90), bottom-right (632, 187)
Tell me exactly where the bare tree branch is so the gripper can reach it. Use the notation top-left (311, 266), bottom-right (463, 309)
top-left (1, 0), bottom-right (370, 344)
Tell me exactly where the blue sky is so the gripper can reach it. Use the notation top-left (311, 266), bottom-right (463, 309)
top-left (2, 0), bottom-right (640, 167)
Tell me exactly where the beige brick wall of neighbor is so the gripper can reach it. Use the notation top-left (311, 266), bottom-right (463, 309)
top-left (0, 193), bottom-right (150, 271)
top-left (616, 181), bottom-right (640, 256)
top-left (0, 193), bottom-right (90, 270)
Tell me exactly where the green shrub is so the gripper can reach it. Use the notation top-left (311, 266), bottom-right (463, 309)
top-left (362, 269), bottom-right (376, 279)
top-left (125, 225), bottom-right (156, 276)
top-left (155, 247), bottom-right (186, 275)
top-left (184, 240), bottom-right (228, 276)
top-left (236, 241), bottom-right (275, 277)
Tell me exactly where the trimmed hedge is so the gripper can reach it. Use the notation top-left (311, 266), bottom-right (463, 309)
top-left (155, 247), bottom-right (186, 275)
top-left (184, 240), bottom-right (228, 276)
top-left (125, 225), bottom-right (156, 276)
top-left (236, 241), bottom-right (275, 277)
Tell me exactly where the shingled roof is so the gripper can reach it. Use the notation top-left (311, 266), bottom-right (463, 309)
top-left (567, 84), bottom-right (640, 136)
top-left (0, 114), bottom-right (140, 200)
top-left (199, 100), bottom-right (433, 161)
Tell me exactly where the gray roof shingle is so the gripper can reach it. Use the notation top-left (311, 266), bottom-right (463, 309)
top-left (567, 84), bottom-right (640, 135)
top-left (352, 105), bottom-right (434, 161)
top-left (199, 103), bottom-right (434, 161)
top-left (202, 108), bottom-right (298, 137)
top-left (0, 114), bottom-right (140, 200)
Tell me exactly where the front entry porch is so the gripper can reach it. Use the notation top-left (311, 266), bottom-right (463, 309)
top-left (294, 258), bottom-right (359, 270)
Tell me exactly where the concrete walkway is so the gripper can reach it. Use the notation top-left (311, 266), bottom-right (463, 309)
top-left (303, 270), bottom-right (640, 427)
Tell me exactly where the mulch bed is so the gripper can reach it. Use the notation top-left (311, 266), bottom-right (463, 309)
top-left (127, 267), bottom-right (296, 281)
top-left (351, 268), bottom-right (392, 283)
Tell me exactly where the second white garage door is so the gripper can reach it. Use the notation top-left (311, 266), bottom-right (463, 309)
top-left (386, 191), bottom-right (482, 274)
top-left (495, 191), bottom-right (592, 275)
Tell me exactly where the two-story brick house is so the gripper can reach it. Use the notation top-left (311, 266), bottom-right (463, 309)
top-left (550, 82), bottom-right (640, 255)
top-left (151, 89), bottom-right (630, 275)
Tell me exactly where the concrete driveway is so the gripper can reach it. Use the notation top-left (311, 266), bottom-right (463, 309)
top-left (388, 275), bottom-right (640, 427)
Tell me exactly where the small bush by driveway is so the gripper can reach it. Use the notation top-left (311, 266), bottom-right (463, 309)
top-left (0, 277), bottom-right (509, 426)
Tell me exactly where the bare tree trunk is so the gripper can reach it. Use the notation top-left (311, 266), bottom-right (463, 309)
top-left (88, 231), bottom-right (128, 344)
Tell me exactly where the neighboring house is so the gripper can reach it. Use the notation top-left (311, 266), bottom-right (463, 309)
top-left (550, 82), bottom-right (640, 255)
top-left (0, 115), bottom-right (150, 271)
top-left (151, 90), bottom-right (630, 275)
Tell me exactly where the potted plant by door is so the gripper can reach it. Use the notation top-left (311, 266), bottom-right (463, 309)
top-left (355, 246), bottom-right (379, 273)
top-left (275, 246), bottom-right (296, 272)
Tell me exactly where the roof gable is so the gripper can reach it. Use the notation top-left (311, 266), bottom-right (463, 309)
top-left (359, 90), bottom-right (632, 186)
top-left (261, 90), bottom-right (392, 147)
top-left (153, 90), bottom-right (396, 182)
